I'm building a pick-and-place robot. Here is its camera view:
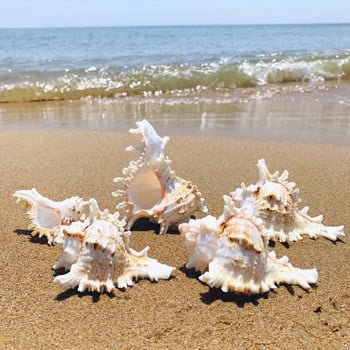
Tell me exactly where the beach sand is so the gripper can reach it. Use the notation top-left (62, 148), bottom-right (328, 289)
top-left (0, 128), bottom-right (349, 349)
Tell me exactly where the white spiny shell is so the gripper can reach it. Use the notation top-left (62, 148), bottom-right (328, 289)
top-left (231, 159), bottom-right (345, 242)
top-left (14, 188), bottom-right (90, 244)
top-left (113, 120), bottom-right (208, 234)
top-left (53, 216), bottom-right (175, 293)
top-left (53, 202), bottom-right (126, 269)
top-left (179, 196), bottom-right (318, 295)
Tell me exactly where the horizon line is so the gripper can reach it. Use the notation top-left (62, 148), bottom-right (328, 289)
top-left (0, 21), bottom-right (349, 30)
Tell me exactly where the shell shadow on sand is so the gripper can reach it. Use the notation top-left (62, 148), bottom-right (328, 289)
top-left (14, 228), bottom-right (49, 245)
top-left (180, 265), bottom-right (269, 307)
top-left (54, 288), bottom-right (115, 303)
top-left (180, 265), bottom-right (316, 307)
top-left (129, 217), bottom-right (180, 235)
top-left (199, 283), bottom-right (317, 307)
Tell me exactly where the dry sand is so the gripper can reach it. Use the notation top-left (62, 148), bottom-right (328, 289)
top-left (0, 130), bottom-right (349, 349)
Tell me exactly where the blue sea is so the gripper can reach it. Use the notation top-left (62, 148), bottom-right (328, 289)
top-left (1, 24), bottom-right (350, 103)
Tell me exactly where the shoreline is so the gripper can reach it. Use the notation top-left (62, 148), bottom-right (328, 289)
top-left (0, 130), bottom-right (349, 349)
top-left (1, 81), bottom-right (350, 144)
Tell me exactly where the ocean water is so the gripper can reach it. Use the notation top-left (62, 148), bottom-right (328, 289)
top-left (1, 24), bottom-right (350, 103)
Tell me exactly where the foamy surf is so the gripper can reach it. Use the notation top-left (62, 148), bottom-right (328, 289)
top-left (0, 53), bottom-right (350, 103)
top-left (1, 24), bottom-right (350, 103)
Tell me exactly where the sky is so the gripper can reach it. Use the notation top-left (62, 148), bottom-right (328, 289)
top-left (0, 0), bottom-right (349, 28)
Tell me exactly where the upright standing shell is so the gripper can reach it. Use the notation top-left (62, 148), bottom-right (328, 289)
top-left (53, 214), bottom-right (175, 293)
top-left (14, 188), bottom-right (90, 244)
top-left (179, 196), bottom-right (318, 295)
top-left (231, 159), bottom-right (344, 242)
top-left (113, 120), bottom-right (208, 234)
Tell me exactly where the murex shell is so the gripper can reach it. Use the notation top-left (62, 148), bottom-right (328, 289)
top-left (14, 188), bottom-right (91, 244)
top-left (14, 190), bottom-right (175, 292)
top-left (113, 119), bottom-right (208, 234)
top-left (179, 196), bottom-right (318, 295)
top-left (53, 209), bottom-right (175, 293)
top-left (231, 159), bottom-right (344, 242)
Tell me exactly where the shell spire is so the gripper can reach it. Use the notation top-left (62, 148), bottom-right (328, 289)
top-left (129, 119), bottom-right (170, 167)
top-left (14, 188), bottom-right (90, 244)
top-left (179, 196), bottom-right (318, 295)
top-left (113, 120), bottom-right (208, 234)
top-left (230, 159), bottom-right (345, 242)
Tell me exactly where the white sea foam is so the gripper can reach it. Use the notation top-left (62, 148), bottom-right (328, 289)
top-left (238, 56), bottom-right (350, 85)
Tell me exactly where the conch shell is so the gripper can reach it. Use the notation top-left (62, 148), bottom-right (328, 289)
top-left (231, 159), bottom-right (344, 242)
top-left (14, 188), bottom-right (90, 244)
top-left (179, 196), bottom-right (318, 295)
top-left (53, 209), bottom-right (175, 293)
top-left (113, 120), bottom-right (208, 234)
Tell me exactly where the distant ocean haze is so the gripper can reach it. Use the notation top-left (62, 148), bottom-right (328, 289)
top-left (0, 24), bottom-right (350, 103)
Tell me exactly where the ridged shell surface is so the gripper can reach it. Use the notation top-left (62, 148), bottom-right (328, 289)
top-left (179, 196), bottom-right (318, 295)
top-left (54, 216), bottom-right (175, 293)
top-left (231, 159), bottom-right (344, 242)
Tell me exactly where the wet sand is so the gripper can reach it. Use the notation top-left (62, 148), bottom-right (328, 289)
top-left (1, 81), bottom-right (350, 144)
top-left (0, 128), bottom-right (349, 349)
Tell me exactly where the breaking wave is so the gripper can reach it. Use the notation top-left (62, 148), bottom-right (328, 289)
top-left (1, 53), bottom-right (350, 103)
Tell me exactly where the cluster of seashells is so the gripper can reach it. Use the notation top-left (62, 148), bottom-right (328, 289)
top-left (14, 120), bottom-right (345, 295)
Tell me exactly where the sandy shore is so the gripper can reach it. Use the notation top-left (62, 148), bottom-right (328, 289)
top-left (0, 129), bottom-right (349, 349)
